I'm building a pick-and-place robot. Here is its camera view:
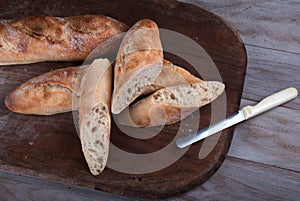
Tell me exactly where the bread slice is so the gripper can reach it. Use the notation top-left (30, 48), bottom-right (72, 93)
top-left (142, 59), bottom-right (202, 95)
top-left (79, 58), bottom-right (112, 175)
top-left (5, 66), bottom-right (82, 115)
top-left (111, 19), bottom-right (163, 114)
top-left (117, 81), bottom-right (225, 127)
top-left (0, 15), bottom-right (128, 65)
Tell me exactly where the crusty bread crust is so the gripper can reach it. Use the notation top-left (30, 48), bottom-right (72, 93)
top-left (142, 59), bottom-right (203, 95)
top-left (79, 58), bottom-right (112, 175)
top-left (117, 81), bottom-right (225, 127)
top-left (5, 66), bottom-right (81, 115)
top-left (111, 19), bottom-right (163, 114)
top-left (4, 60), bottom-right (202, 115)
top-left (0, 15), bottom-right (128, 65)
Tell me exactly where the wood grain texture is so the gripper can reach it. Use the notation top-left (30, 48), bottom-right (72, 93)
top-left (0, 170), bottom-right (130, 201)
top-left (228, 99), bottom-right (300, 172)
top-left (181, 0), bottom-right (300, 109)
top-left (1, 157), bottom-right (299, 201)
top-left (243, 45), bottom-right (300, 109)
top-left (0, 0), bottom-right (298, 200)
top-left (169, 157), bottom-right (300, 201)
top-left (0, 0), bottom-right (247, 199)
top-left (182, 0), bottom-right (300, 54)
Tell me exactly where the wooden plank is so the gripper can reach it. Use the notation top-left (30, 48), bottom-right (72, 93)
top-left (181, 0), bottom-right (300, 54)
top-left (182, 0), bottom-right (300, 109)
top-left (171, 157), bottom-right (300, 201)
top-left (243, 45), bottom-right (300, 110)
top-left (0, 0), bottom-right (247, 199)
top-left (1, 157), bottom-right (299, 201)
top-left (228, 99), bottom-right (300, 172)
top-left (0, 170), bottom-right (129, 201)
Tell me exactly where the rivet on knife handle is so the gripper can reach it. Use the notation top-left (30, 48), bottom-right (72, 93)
top-left (176, 87), bottom-right (298, 148)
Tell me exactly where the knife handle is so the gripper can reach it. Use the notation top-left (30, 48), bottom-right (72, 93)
top-left (243, 87), bottom-right (298, 119)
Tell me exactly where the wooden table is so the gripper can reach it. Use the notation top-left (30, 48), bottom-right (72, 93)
top-left (1, 0), bottom-right (299, 200)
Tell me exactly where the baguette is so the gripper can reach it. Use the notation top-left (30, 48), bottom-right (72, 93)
top-left (111, 19), bottom-right (163, 114)
top-left (0, 15), bottom-right (128, 65)
top-left (117, 81), bottom-right (225, 127)
top-left (5, 66), bottom-right (82, 115)
top-left (4, 60), bottom-right (200, 115)
top-left (79, 58), bottom-right (112, 175)
top-left (142, 59), bottom-right (202, 95)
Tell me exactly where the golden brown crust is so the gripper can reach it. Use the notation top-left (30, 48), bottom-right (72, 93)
top-left (118, 81), bottom-right (225, 127)
top-left (10, 16), bottom-right (67, 43)
top-left (79, 59), bottom-right (112, 122)
top-left (126, 95), bottom-right (184, 127)
top-left (142, 59), bottom-right (203, 95)
top-left (114, 19), bottom-right (162, 84)
top-left (23, 66), bottom-right (80, 92)
top-left (4, 60), bottom-right (202, 116)
top-left (128, 99), bottom-right (183, 127)
top-left (0, 15), bottom-right (128, 65)
top-left (68, 15), bottom-right (124, 35)
top-left (112, 19), bottom-right (163, 114)
top-left (79, 59), bottom-right (112, 175)
top-left (5, 84), bottom-right (74, 115)
top-left (5, 66), bottom-right (81, 115)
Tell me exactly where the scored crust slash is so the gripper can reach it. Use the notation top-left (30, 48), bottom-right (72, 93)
top-left (0, 15), bottom-right (128, 65)
top-left (3, 17), bottom-right (225, 175)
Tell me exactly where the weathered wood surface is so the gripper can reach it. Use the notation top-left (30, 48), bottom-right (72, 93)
top-left (170, 157), bottom-right (300, 201)
top-left (0, 0), bottom-right (247, 199)
top-left (1, 157), bottom-right (299, 201)
top-left (182, 0), bottom-right (300, 54)
top-left (0, 170), bottom-right (129, 201)
top-left (229, 100), bottom-right (300, 172)
top-left (0, 0), bottom-right (300, 200)
top-left (182, 0), bottom-right (300, 109)
top-left (243, 46), bottom-right (300, 109)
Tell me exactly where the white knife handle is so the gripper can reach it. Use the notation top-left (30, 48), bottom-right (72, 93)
top-left (243, 87), bottom-right (298, 119)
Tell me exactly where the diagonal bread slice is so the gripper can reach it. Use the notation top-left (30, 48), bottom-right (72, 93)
top-left (79, 58), bottom-right (112, 175)
top-left (4, 66), bottom-right (82, 115)
top-left (111, 19), bottom-right (163, 114)
top-left (142, 59), bottom-right (203, 95)
top-left (117, 81), bottom-right (225, 127)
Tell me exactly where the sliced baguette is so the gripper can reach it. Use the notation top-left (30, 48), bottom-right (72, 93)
top-left (142, 59), bottom-right (202, 95)
top-left (79, 58), bottom-right (112, 175)
top-left (117, 81), bottom-right (225, 127)
top-left (5, 66), bottom-right (82, 115)
top-left (5, 60), bottom-right (200, 115)
top-left (111, 19), bottom-right (163, 114)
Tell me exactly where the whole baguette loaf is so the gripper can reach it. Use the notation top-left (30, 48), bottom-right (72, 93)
top-left (79, 58), bottom-right (112, 175)
top-left (0, 15), bottom-right (128, 65)
top-left (111, 19), bottom-right (163, 114)
top-left (117, 81), bottom-right (225, 127)
top-left (5, 66), bottom-right (82, 115)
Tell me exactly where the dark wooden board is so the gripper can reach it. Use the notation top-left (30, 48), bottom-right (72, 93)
top-left (0, 0), bottom-right (247, 199)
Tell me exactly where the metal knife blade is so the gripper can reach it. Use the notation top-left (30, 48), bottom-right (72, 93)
top-left (176, 109), bottom-right (246, 148)
top-left (176, 87), bottom-right (298, 149)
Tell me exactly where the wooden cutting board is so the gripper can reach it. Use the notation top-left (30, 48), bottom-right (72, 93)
top-left (0, 0), bottom-right (247, 199)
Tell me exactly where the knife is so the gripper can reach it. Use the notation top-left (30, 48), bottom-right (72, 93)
top-left (176, 87), bottom-right (298, 148)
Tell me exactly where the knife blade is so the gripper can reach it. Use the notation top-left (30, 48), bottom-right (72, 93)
top-left (176, 87), bottom-right (298, 148)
